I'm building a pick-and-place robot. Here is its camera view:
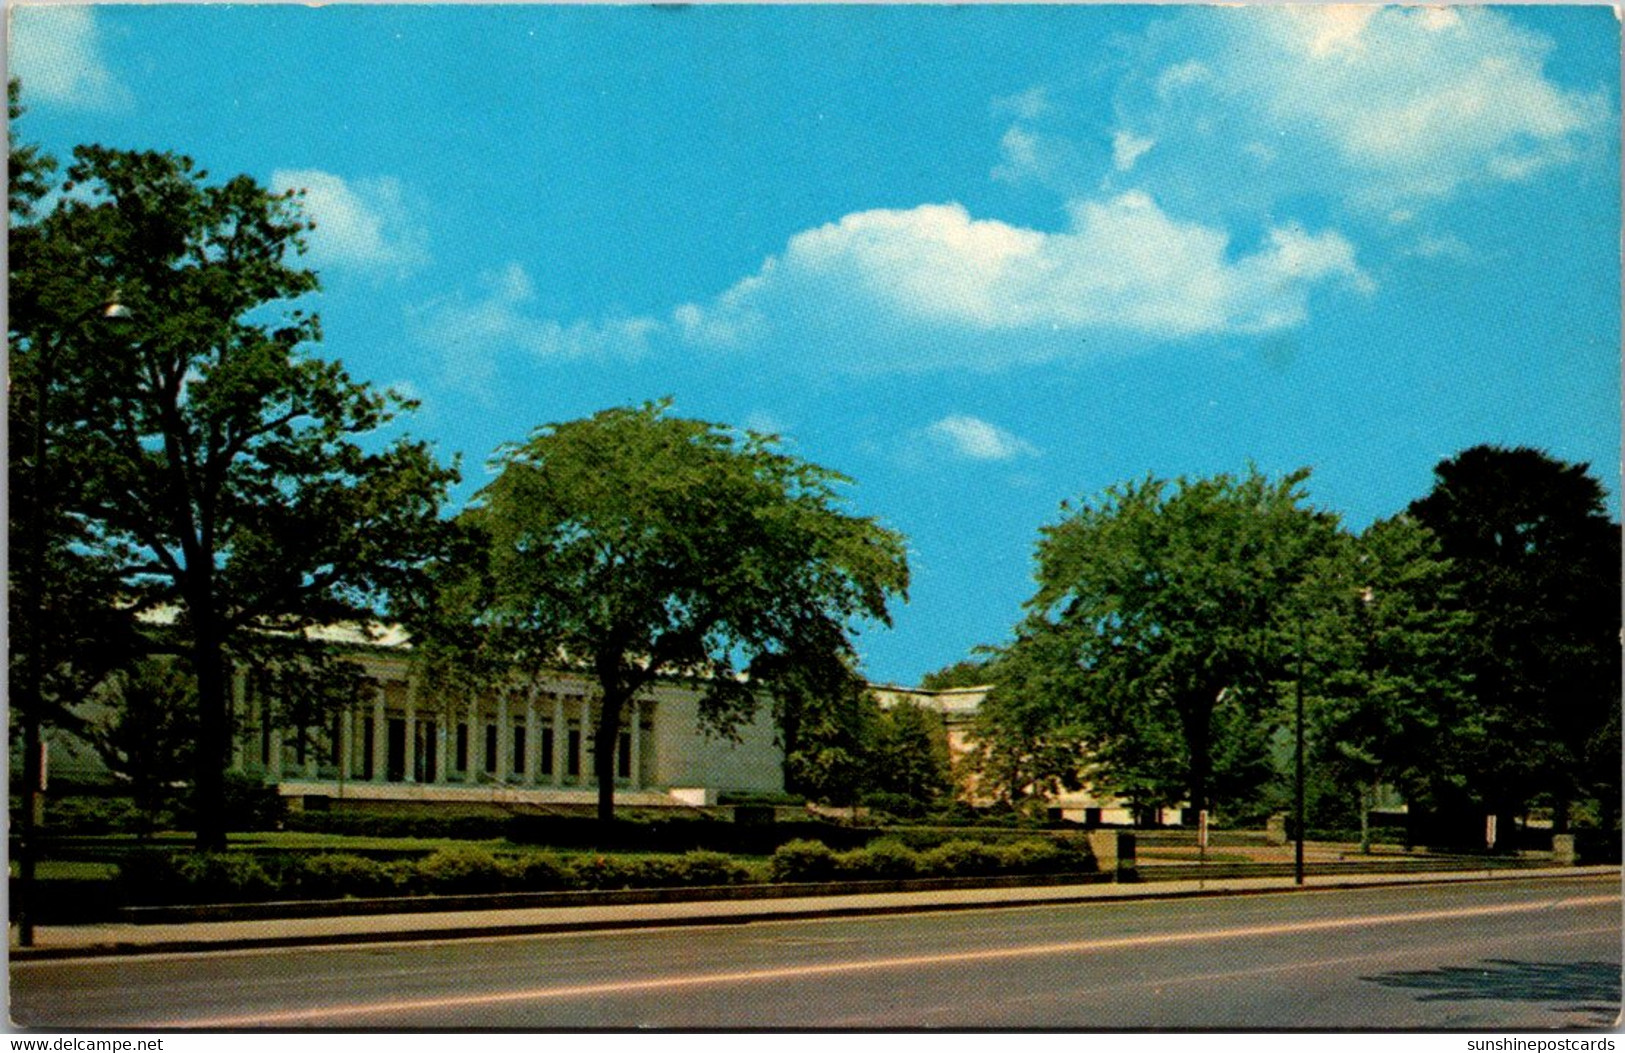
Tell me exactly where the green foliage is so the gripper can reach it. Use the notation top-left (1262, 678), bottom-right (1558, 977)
top-left (414, 845), bottom-right (515, 895)
top-left (1409, 445), bottom-right (1621, 828)
top-left (776, 663), bottom-right (880, 806)
top-left (292, 854), bottom-right (404, 899)
top-left (430, 400), bottom-right (909, 822)
top-left (9, 140), bottom-right (459, 849)
top-left (1298, 516), bottom-right (1473, 843)
top-left (869, 700), bottom-right (954, 811)
top-left (769, 838), bottom-right (839, 882)
top-left (985, 467), bottom-right (1340, 815)
top-left (119, 852), bottom-right (282, 905)
top-left (85, 659), bottom-right (197, 833)
top-left (919, 659), bottom-right (994, 691)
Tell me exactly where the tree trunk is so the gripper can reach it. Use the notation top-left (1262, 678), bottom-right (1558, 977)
top-left (1177, 691), bottom-right (1214, 817)
top-left (594, 691), bottom-right (625, 826)
top-left (192, 618), bottom-right (230, 852)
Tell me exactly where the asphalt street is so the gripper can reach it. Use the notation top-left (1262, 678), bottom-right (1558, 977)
top-left (10, 873), bottom-right (1619, 1030)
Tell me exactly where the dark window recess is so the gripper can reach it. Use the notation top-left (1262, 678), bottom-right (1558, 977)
top-left (541, 727), bottom-right (555, 775)
top-left (456, 723), bottom-right (468, 772)
top-left (567, 730), bottom-right (581, 777)
top-left (617, 731), bottom-right (632, 778)
top-left (484, 723), bottom-right (498, 774)
top-left (513, 725), bottom-right (527, 774)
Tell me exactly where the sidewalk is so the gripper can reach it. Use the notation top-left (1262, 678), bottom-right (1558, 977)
top-left (11, 865), bottom-right (1615, 962)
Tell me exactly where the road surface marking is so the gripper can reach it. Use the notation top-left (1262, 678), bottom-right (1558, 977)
top-left (148, 891), bottom-right (1618, 1028)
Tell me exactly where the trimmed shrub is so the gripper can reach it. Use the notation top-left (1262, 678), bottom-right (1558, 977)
top-left (844, 838), bottom-right (919, 879)
top-left (919, 840), bottom-right (1003, 878)
top-left (675, 850), bottom-right (752, 886)
top-left (414, 846), bottom-right (516, 895)
top-left (514, 853), bottom-right (579, 891)
top-left (293, 854), bottom-right (403, 899)
top-left (118, 851), bottom-right (283, 905)
top-left (769, 839), bottom-right (838, 883)
top-left (572, 854), bottom-right (646, 890)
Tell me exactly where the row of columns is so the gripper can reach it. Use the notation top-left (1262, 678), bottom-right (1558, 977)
top-left (237, 672), bottom-right (647, 790)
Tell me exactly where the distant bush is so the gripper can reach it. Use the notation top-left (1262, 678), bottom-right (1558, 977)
top-left (293, 854), bottom-right (404, 899)
top-left (118, 852), bottom-right (284, 905)
top-left (769, 839), bottom-right (839, 882)
top-left (414, 846), bottom-right (516, 895)
top-left (514, 853), bottom-right (579, 891)
top-left (841, 838), bottom-right (918, 879)
top-left (919, 840), bottom-right (1003, 877)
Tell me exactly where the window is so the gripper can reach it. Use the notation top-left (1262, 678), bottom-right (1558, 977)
top-left (540, 726), bottom-right (554, 776)
top-left (484, 723), bottom-right (498, 774)
top-left (567, 727), bottom-right (581, 777)
top-left (456, 723), bottom-right (468, 772)
top-left (617, 731), bottom-right (632, 779)
top-left (513, 724), bottom-right (527, 774)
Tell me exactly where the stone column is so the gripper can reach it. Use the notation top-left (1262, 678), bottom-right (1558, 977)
top-left (338, 709), bottom-right (353, 785)
top-left (404, 681), bottom-right (418, 784)
top-left (230, 667), bottom-right (247, 772)
top-left (526, 693), bottom-right (540, 786)
top-left (268, 728), bottom-right (284, 781)
top-left (629, 699), bottom-right (642, 790)
top-left (577, 696), bottom-right (591, 786)
top-left (496, 690), bottom-right (511, 782)
top-left (552, 694), bottom-right (565, 788)
top-left (371, 685), bottom-right (387, 783)
top-left (435, 721), bottom-right (449, 785)
top-left (467, 695), bottom-right (480, 781)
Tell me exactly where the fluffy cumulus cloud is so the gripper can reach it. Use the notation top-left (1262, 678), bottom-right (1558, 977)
top-left (271, 170), bottom-right (430, 274)
top-left (924, 416), bottom-right (1039, 462)
top-left (10, 6), bottom-right (130, 111)
top-left (672, 192), bottom-right (1370, 369)
top-left (1094, 6), bottom-right (1608, 215)
top-left (414, 263), bottom-right (659, 361)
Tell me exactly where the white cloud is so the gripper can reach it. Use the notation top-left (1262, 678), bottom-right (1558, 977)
top-left (925, 416), bottom-right (1039, 461)
top-left (10, 6), bottom-right (130, 111)
top-left (415, 262), bottom-right (660, 361)
top-left (1112, 131), bottom-right (1155, 173)
top-left (1133, 7), bottom-right (1610, 210)
top-left (674, 192), bottom-right (1371, 369)
top-left (271, 170), bottom-right (429, 274)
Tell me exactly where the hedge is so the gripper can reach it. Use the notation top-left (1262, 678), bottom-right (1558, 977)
top-left (116, 847), bottom-right (761, 905)
top-left (768, 837), bottom-right (1095, 884)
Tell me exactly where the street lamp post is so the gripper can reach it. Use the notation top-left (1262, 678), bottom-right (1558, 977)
top-left (1294, 617), bottom-right (1306, 887)
top-left (15, 296), bottom-right (131, 947)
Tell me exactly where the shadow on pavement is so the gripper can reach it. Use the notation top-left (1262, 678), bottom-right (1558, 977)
top-left (1361, 959), bottom-right (1621, 1026)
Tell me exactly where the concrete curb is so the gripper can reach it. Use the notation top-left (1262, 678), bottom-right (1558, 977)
top-left (11, 865), bottom-right (1615, 963)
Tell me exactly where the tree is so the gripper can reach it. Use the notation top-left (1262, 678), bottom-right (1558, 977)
top-left (868, 699), bottom-right (953, 814)
top-left (1409, 445), bottom-right (1621, 832)
top-left (87, 659), bottom-right (197, 836)
top-left (9, 143), bottom-right (458, 849)
top-left (1008, 467), bottom-right (1340, 815)
top-left (458, 402), bottom-right (909, 822)
top-left (766, 651), bottom-right (878, 806)
top-left (1300, 516), bottom-right (1473, 848)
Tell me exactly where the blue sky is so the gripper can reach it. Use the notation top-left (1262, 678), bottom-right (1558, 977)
top-left (10, 4), bottom-right (1620, 686)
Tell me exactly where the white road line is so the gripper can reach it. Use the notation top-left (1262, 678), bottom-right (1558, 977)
top-left (148, 892), bottom-right (1620, 1028)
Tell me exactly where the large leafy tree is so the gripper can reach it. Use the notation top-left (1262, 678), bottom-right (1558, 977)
top-left (9, 141), bottom-right (458, 849)
top-left (1409, 445), bottom-right (1621, 831)
top-left (458, 402), bottom-right (909, 822)
top-left (1006, 467), bottom-right (1340, 815)
top-left (1300, 515), bottom-right (1473, 846)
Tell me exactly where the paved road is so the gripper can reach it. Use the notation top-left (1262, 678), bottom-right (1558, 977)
top-left (11, 874), bottom-right (1619, 1030)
